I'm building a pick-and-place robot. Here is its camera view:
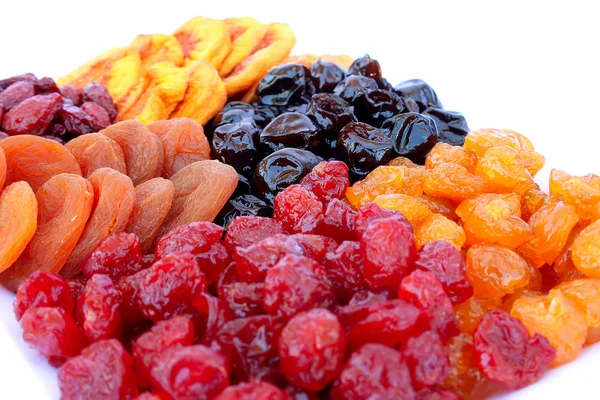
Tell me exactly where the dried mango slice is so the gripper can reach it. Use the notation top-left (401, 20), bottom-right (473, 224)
top-left (118, 61), bottom-right (188, 124)
top-left (58, 47), bottom-right (142, 104)
top-left (173, 17), bottom-right (232, 68)
top-left (0, 174), bottom-right (94, 291)
top-left (131, 34), bottom-right (184, 69)
top-left (0, 182), bottom-right (38, 273)
top-left (61, 168), bottom-right (135, 278)
top-left (223, 22), bottom-right (296, 97)
top-left (219, 18), bottom-right (268, 77)
top-left (170, 61), bottom-right (226, 126)
top-left (65, 133), bottom-right (127, 177)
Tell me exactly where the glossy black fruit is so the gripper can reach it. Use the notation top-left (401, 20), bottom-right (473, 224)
top-left (211, 102), bottom-right (255, 129)
top-left (310, 60), bottom-right (347, 93)
top-left (333, 76), bottom-right (378, 104)
top-left (252, 104), bottom-right (285, 128)
top-left (212, 119), bottom-right (262, 176)
top-left (214, 195), bottom-right (272, 228)
top-left (394, 79), bottom-right (442, 111)
top-left (306, 93), bottom-right (357, 137)
top-left (382, 112), bottom-right (439, 164)
top-left (423, 107), bottom-right (469, 146)
top-left (260, 112), bottom-right (321, 153)
top-left (254, 148), bottom-right (323, 204)
top-left (233, 174), bottom-right (254, 197)
top-left (348, 55), bottom-right (383, 85)
top-left (286, 103), bottom-right (308, 114)
top-left (336, 122), bottom-right (393, 179)
top-left (353, 89), bottom-right (416, 127)
top-left (257, 64), bottom-right (315, 106)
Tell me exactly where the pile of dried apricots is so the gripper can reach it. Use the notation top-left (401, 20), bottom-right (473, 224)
top-left (1, 14), bottom-right (600, 400)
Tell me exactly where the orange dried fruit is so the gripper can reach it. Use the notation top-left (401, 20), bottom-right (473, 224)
top-left (117, 61), bottom-right (188, 124)
top-left (223, 22), bottom-right (296, 97)
top-left (454, 298), bottom-right (501, 334)
top-left (502, 129), bottom-right (545, 176)
top-left (475, 145), bottom-right (534, 194)
top-left (131, 34), bottom-right (184, 69)
top-left (442, 333), bottom-right (485, 398)
top-left (549, 169), bottom-right (600, 221)
top-left (553, 279), bottom-right (600, 337)
top-left (554, 225), bottom-right (586, 283)
top-left (101, 120), bottom-right (160, 185)
top-left (521, 188), bottom-right (550, 221)
top-left (415, 195), bottom-right (458, 221)
top-left (456, 193), bottom-right (522, 221)
top-left (64, 133), bottom-right (127, 178)
top-left (158, 160), bottom-right (237, 235)
top-left (0, 135), bottom-right (82, 191)
top-left (373, 194), bottom-right (432, 226)
top-left (387, 156), bottom-right (418, 168)
top-left (58, 47), bottom-right (142, 104)
top-left (0, 146), bottom-right (6, 192)
top-left (415, 213), bottom-right (466, 250)
top-left (0, 182), bottom-right (38, 273)
top-left (425, 142), bottom-right (477, 172)
top-left (0, 174), bottom-right (94, 291)
top-left (147, 118), bottom-right (211, 177)
top-left (345, 166), bottom-right (404, 208)
top-left (170, 61), bottom-right (227, 126)
top-left (423, 163), bottom-right (486, 202)
top-left (125, 177), bottom-right (175, 254)
top-left (464, 128), bottom-right (521, 159)
top-left (572, 219), bottom-right (600, 278)
top-left (173, 17), bottom-right (232, 68)
top-left (511, 290), bottom-right (588, 366)
top-left (219, 18), bottom-right (268, 77)
top-left (151, 132), bottom-right (165, 178)
top-left (61, 168), bottom-right (135, 278)
top-left (466, 245), bottom-right (530, 298)
top-left (519, 201), bottom-right (579, 267)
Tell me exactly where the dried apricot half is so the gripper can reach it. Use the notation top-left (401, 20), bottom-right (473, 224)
top-left (131, 34), bottom-right (184, 69)
top-left (219, 18), bottom-right (268, 77)
top-left (65, 133), bottom-right (127, 178)
top-left (173, 17), bottom-right (232, 68)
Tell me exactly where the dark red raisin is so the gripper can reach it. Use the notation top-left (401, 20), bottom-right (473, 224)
top-left (34, 77), bottom-right (59, 94)
top-left (273, 184), bottom-right (324, 234)
top-left (403, 331), bottom-right (451, 389)
top-left (46, 122), bottom-right (68, 138)
top-left (2, 93), bottom-right (62, 135)
top-left (77, 274), bottom-right (122, 342)
top-left (81, 232), bottom-right (143, 280)
top-left (0, 73), bottom-right (37, 91)
top-left (0, 80), bottom-right (35, 110)
top-left (216, 381), bottom-right (289, 400)
top-left (59, 84), bottom-right (82, 106)
top-left (81, 101), bottom-right (111, 131)
top-left (223, 216), bottom-right (286, 253)
top-left (14, 271), bottom-right (74, 321)
top-left (82, 82), bottom-right (117, 121)
top-left (59, 104), bottom-right (94, 135)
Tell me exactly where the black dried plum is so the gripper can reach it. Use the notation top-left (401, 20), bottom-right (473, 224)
top-left (333, 76), bottom-right (378, 104)
top-left (234, 174), bottom-right (254, 196)
top-left (254, 148), bottom-right (323, 204)
top-left (337, 122), bottom-right (393, 179)
top-left (353, 89), bottom-right (407, 127)
top-left (286, 104), bottom-right (308, 114)
top-left (395, 79), bottom-right (442, 111)
top-left (348, 55), bottom-right (383, 85)
top-left (211, 102), bottom-right (255, 129)
top-left (310, 60), bottom-right (347, 93)
top-left (306, 93), bottom-right (357, 141)
top-left (212, 119), bottom-right (262, 176)
top-left (260, 112), bottom-right (321, 153)
top-left (257, 64), bottom-right (315, 106)
top-left (423, 107), bottom-right (470, 146)
top-left (383, 112), bottom-right (439, 164)
top-left (215, 195), bottom-right (272, 228)
top-left (253, 104), bottom-right (285, 129)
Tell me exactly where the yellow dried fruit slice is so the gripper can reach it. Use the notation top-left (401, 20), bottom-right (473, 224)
top-left (131, 34), bottom-right (184, 68)
top-left (174, 17), bottom-right (232, 68)
top-left (219, 18), bottom-right (268, 77)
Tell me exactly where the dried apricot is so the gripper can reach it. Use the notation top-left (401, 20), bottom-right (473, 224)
top-left (572, 219), bottom-right (600, 278)
top-left (426, 142), bottom-right (476, 172)
top-left (61, 168), bottom-right (135, 278)
top-left (131, 34), bottom-right (184, 69)
top-left (415, 214), bottom-right (466, 250)
top-left (521, 188), bottom-right (550, 221)
top-left (0, 135), bottom-right (82, 191)
top-left (373, 194), bottom-right (432, 226)
top-left (173, 17), bottom-right (232, 68)
top-left (0, 182), bottom-right (38, 272)
top-left (0, 146), bottom-right (6, 192)
top-left (125, 178), bottom-right (175, 254)
top-left (170, 61), bottom-right (227, 126)
top-left (423, 163), bottom-right (486, 202)
top-left (415, 194), bottom-right (458, 221)
top-left (0, 174), bottom-right (93, 291)
top-left (220, 18), bottom-right (268, 77)
top-left (101, 120), bottom-right (159, 185)
top-left (64, 133), bottom-right (127, 178)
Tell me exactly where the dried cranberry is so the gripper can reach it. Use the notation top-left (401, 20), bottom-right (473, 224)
top-left (473, 310), bottom-right (555, 389)
top-left (285, 385), bottom-right (318, 400)
top-left (403, 331), bottom-right (450, 389)
top-left (137, 252), bottom-right (207, 321)
top-left (81, 101), bottom-right (111, 131)
top-left (323, 241), bottom-right (367, 300)
top-left (67, 275), bottom-right (87, 302)
top-left (0, 73), bottom-right (36, 91)
top-left (20, 307), bottom-right (87, 366)
top-left (132, 316), bottom-right (194, 388)
top-left (116, 272), bottom-right (148, 324)
top-left (273, 185), bottom-right (324, 234)
top-left (354, 89), bottom-right (408, 127)
top-left (258, 64), bottom-right (314, 106)
top-left (333, 75), bottom-right (379, 104)
top-left (59, 104), bottom-right (94, 135)
top-left (192, 293), bottom-right (232, 343)
top-left (291, 233), bottom-right (338, 263)
top-left (59, 84), bottom-right (82, 106)
top-left (414, 241), bottom-right (473, 305)
top-left (135, 393), bottom-right (168, 400)
top-left (399, 270), bottom-right (459, 341)
top-left (331, 343), bottom-right (415, 400)
top-left (77, 274), bottom-right (122, 342)
top-left (34, 77), bottom-right (59, 94)
top-left (0, 80), bottom-right (35, 110)
top-left (264, 254), bottom-right (335, 320)
top-left (416, 388), bottom-right (459, 400)
top-left (361, 215), bottom-right (416, 289)
top-left (81, 232), bottom-right (143, 280)
top-left (348, 55), bottom-right (383, 84)
top-left (383, 112), bottom-right (439, 164)
top-left (279, 309), bottom-right (345, 391)
top-left (223, 216), bottom-right (286, 253)
top-left (2, 93), bottom-right (62, 135)
top-left (300, 160), bottom-right (350, 203)
top-left (260, 112), bottom-right (321, 153)
top-left (354, 202), bottom-right (402, 237)
top-left (395, 79), bottom-right (442, 111)
top-left (320, 199), bottom-right (358, 241)
top-left (212, 119), bottom-right (262, 176)
top-left (213, 315), bottom-right (283, 384)
top-left (310, 60), bottom-right (347, 93)
top-left (335, 290), bottom-right (395, 330)
top-left (219, 281), bottom-right (266, 318)
top-left (305, 93), bottom-right (356, 137)
top-left (14, 271), bottom-right (74, 321)
top-left (58, 339), bottom-right (138, 400)
top-left (337, 122), bottom-right (393, 179)
top-left (82, 82), bottom-right (117, 121)
top-left (216, 381), bottom-right (289, 400)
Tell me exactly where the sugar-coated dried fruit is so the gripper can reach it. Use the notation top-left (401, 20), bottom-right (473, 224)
top-left (415, 213), bottom-right (466, 250)
top-left (323, 241), bottom-right (367, 301)
top-left (353, 202), bottom-right (402, 238)
top-left (550, 169), bottom-right (600, 221)
top-left (423, 163), bottom-right (486, 202)
top-left (273, 184), bottom-right (324, 234)
top-left (553, 279), bottom-right (600, 340)
top-left (64, 133), bottom-right (127, 177)
top-left (234, 234), bottom-right (303, 282)
top-left (192, 293), bottom-right (233, 343)
top-left (320, 199), bottom-right (358, 242)
top-left (426, 142), bottom-right (476, 172)
top-left (373, 194), bottom-right (432, 226)
top-left (81, 232), bottom-right (143, 280)
top-left (346, 166), bottom-right (404, 208)
top-left (442, 333), bottom-right (484, 398)
top-left (475, 145), bottom-right (533, 194)
top-left (572, 219), bottom-right (600, 278)
top-left (223, 216), bottom-right (285, 253)
top-left (14, 271), bottom-right (74, 321)
top-left (279, 309), bottom-right (345, 391)
top-left (454, 298), bottom-right (501, 334)
top-left (216, 381), bottom-right (289, 400)
top-left (403, 331), bottom-right (450, 389)
top-left (77, 274), bottom-right (122, 342)
top-left (299, 160), bottom-right (350, 203)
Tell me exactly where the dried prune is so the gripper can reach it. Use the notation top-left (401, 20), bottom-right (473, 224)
top-left (212, 119), bottom-right (261, 175)
top-left (333, 75), bottom-right (378, 103)
top-left (253, 104), bottom-right (284, 128)
top-left (215, 194), bottom-right (272, 227)
top-left (354, 89), bottom-right (411, 127)
top-left (254, 148), bottom-right (323, 204)
top-left (423, 108), bottom-right (469, 146)
top-left (81, 232), bottom-right (143, 280)
top-left (211, 102), bottom-right (255, 128)
top-left (337, 122), bottom-right (393, 179)
top-left (2, 93), bottom-right (62, 136)
top-left (77, 274), bottom-right (122, 342)
top-left (65, 133), bottom-right (127, 177)
top-left (81, 82), bottom-right (117, 121)
top-left (305, 93), bottom-right (356, 138)
top-left (403, 331), bottom-right (450, 389)
top-left (310, 60), bottom-right (346, 92)
top-left (0, 80), bottom-right (35, 110)
top-left (14, 271), bottom-right (74, 321)
top-left (260, 112), bottom-right (321, 153)
top-left (395, 79), bottom-right (442, 111)
top-left (258, 64), bottom-right (314, 106)
top-left (383, 112), bottom-right (439, 164)
top-left (279, 309), bottom-right (345, 391)
top-left (348, 55), bottom-right (383, 84)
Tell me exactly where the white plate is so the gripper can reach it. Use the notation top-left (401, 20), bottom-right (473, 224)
top-left (1, 1), bottom-right (599, 399)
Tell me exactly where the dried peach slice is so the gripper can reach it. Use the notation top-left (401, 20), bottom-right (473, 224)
top-left (169, 61), bottom-right (227, 126)
top-left (0, 135), bottom-right (82, 191)
top-left (223, 22), bottom-right (296, 97)
top-left (147, 118), bottom-right (210, 177)
top-left (125, 178), bottom-right (175, 253)
top-left (65, 133), bottom-right (127, 177)
top-left (0, 182), bottom-right (38, 273)
top-left (101, 121), bottom-right (159, 185)
top-left (131, 34), bottom-right (184, 69)
top-left (173, 17), bottom-right (232, 68)
top-left (158, 160), bottom-right (237, 235)
top-left (0, 146), bottom-right (6, 192)
top-left (118, 61), bottom-right (188, 124)
top-left (58, 47), bottom-right (142, 104)
top-left (219, 18), bottom-right (268, 77)
top-left (61, 168), bottom-right (135, 278)
top-left (0, 174), bottom-right (94, 291)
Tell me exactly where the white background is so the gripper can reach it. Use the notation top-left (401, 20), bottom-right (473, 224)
top-left (1, 1), bottom-right (599, 398)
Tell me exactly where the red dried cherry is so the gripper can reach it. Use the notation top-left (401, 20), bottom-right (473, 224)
top-left (403, 330), bottom-right (450, 389)
top-left (234, 235), bottom-right (304, 282)
top-left (77, 274), bottom-right (122, 342)
top-left (81, 232), bottom-right (143, 280)
top-left (354, 202), bottom-right (402, 237)
top-left (192, 293), bottom-right (233, 343)
top-left (14, 271), bottom-right (74, 321)
top-left (299, 160), bottom-right (350, 203)
top-left (215, 381), bottom-right (290, 400)
top-left (219, 281), bottom-right (266, 318)
top-left (273, 185), bottom-right (324, 234)
top-left (320, 199), bottom-right (358, 241)
top-left (223, 216), bottom-right (286, 253)
top-left (323, 241), bottom-right (368, 301)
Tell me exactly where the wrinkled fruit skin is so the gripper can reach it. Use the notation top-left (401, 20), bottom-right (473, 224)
top-left (14, 271), bottom-right (74, 321)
